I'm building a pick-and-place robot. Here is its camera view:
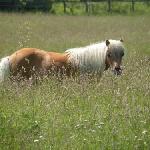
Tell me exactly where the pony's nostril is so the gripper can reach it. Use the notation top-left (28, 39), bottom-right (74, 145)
top-left (115, 67), bottom-right (121, 71)
top-left (113, 67), bottom-right (122, 75)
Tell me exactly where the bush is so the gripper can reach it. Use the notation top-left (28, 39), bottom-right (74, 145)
top-left (0, 0), bottom-right (52, 11)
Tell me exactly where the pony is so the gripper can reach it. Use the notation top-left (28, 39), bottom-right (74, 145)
top-left (0, 39), bottom-right (125, 82)
top-left (66, 39), bottom-right (125, 76)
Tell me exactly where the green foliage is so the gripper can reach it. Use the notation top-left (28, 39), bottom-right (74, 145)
top-left (0, 0), bottom-right (52, 11)
top-left (0, 13), bottom-right (150, 149)
top-left (0, 0), bottom-right (150, 14)
top-left (51, 1), bottom-right (150, 15)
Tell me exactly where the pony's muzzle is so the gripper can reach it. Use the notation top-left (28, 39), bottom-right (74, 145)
top-left (112, 67), bottom-right (122, 75)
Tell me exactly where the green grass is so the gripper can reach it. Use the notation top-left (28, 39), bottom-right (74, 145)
top-left (0, 13), bottom-right (150, 149)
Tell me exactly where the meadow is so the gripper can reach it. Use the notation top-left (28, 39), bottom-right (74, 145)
top-left (0, 13), bottom-right (150, 149)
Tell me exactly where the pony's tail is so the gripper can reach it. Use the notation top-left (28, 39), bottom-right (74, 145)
top-left (0, 56), bottom-right (10, 82)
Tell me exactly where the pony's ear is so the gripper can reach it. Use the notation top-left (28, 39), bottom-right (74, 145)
top-left (106, 40), bottom-right (110, 46)
top-left (120, 38), bottom-right (124, 42)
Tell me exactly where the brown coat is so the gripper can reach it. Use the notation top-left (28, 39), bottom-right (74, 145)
top-left (9, 48), bottom-right (69, 80)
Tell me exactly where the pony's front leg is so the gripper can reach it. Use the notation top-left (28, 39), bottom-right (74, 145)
top-left (95, 72), bottom-right (103, 82)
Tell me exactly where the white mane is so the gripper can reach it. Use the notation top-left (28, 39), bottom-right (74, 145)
top-left (65, 40), bottom-right (123, 74)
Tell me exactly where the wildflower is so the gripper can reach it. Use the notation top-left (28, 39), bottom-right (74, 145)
top-left (39, 136), bottom-right (43, 139)
top-left (91, 129), bottom-right (96, 133)
top-left (98, 125), bottom-right (101, 129)
top-left (140, 120), bottom-right (146, 124)
top-left (100, 122), bottom-right (104, 125)
top-left (116, 88), bottom-right (120, 95)
top-left (142, 130), bottom-right (147, 134)
top-left (84, 120), bottom-right (88, 122)
top-left (34, 139), bottom-right (39, 143)
top-left (75, 124), bottom-right (80, 128)
top-left (138, 139), bottom-right (142, 141)
top-left (70, 135), bottom-right (75, 139)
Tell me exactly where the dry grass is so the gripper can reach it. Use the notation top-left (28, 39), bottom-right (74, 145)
top-left (0, 13), bottom-right (150, 149)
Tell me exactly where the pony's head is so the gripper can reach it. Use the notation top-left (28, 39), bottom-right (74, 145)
top-left (105, 39), bottom-right (125, 75)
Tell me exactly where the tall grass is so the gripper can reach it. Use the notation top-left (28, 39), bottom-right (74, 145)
top-left (0, 13), bottom-right (150, 149)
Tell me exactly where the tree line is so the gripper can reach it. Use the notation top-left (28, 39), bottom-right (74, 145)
top-left (0, 0), bottom-right (149, 12)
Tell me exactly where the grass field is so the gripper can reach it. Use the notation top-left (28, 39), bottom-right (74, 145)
top-left (0, 13), bottom-right (150, 149)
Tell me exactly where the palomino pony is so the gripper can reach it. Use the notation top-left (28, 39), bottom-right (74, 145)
top-left (0, 39), bottom-right (125, 82)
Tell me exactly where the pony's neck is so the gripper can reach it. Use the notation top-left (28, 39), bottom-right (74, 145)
top-left (67, 42), bottom-right (108, 72)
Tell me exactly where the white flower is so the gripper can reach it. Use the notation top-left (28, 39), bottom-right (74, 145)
top-left (98, 126), bottom-right (101, 129)
top-left (35, 121), bottom-right (38, 124)
top-left (75, 124), bottom-right (80, 128)
top-left (100, 122), bottom-right (104, 125)
top-left (34, 139), bottom-right (39, 143)
top-left (91, 129), bottom-right (96, 133)
top-left (140, 121), bottom-right (146, 124)
top-left (142, 130), bottom-right (147, 134)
